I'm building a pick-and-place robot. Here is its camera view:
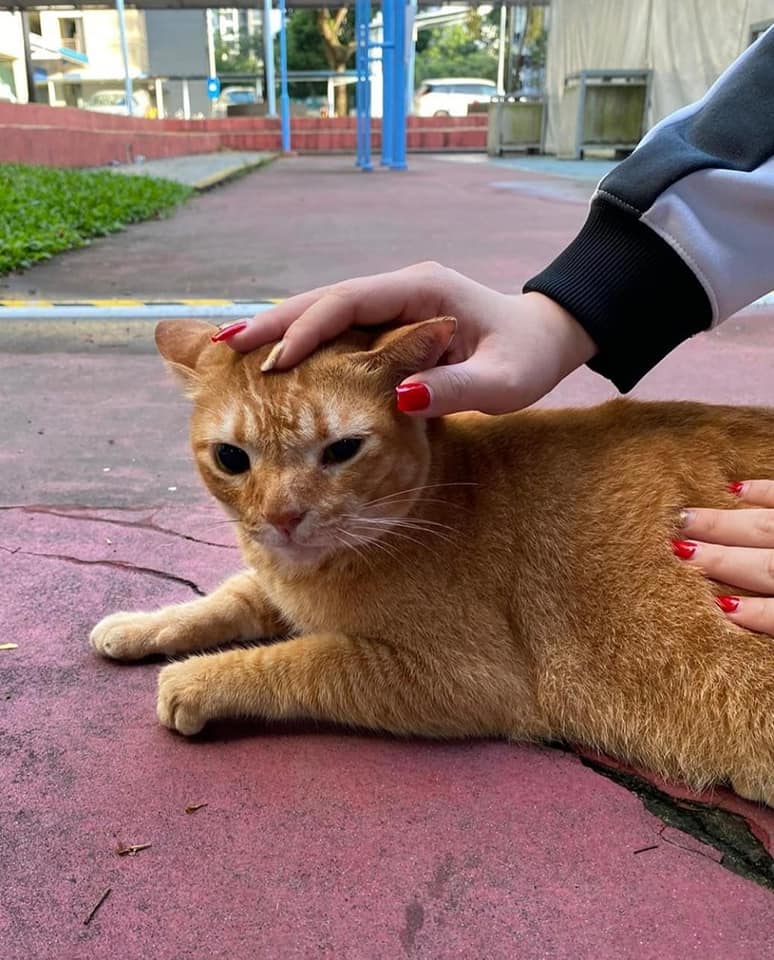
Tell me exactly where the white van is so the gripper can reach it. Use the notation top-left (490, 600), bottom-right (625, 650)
top-left (414, 78), bottom-right (497, 117)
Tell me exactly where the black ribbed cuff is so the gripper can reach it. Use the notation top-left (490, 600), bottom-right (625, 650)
top-left (523, 199), bottom-right (713, 392)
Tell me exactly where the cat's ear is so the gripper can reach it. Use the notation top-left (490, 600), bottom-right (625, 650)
top-left (154, 319), bottom-right (215, 384)
top-left (353, 317), bottom-right (457, 385)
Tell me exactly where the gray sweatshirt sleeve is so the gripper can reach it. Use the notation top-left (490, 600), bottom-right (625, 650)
top-left (523, 25), bottom-right (774, 391)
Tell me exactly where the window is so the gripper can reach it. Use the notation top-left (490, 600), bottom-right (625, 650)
top-left (28, 12), bottom-right (42, 35)
top-left (58, 17), bottom-right (85, 55)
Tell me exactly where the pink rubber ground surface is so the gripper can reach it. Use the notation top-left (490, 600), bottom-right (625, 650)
top-left (2, 156), bottom-right (773, 958)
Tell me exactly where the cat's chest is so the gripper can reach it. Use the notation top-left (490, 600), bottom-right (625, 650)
top-left (261, 567), bottom-right (380, 636)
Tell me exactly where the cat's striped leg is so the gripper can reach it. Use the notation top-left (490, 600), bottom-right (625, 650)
top-left (156, 632), bottom-right (506, 737)
top-left (90, 570), bottom-right (285, 661)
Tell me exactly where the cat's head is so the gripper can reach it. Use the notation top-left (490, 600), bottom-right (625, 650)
top-left (155, 317), bottom-right (456, 567)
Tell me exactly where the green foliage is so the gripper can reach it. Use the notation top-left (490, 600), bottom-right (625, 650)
top-left (414, 22), bottom-right (498, 86)
top-left (214, 29), bottom-right (262, 74)
top-left (285, 9), bottom-right (328, 98)
top-left (0, 164), bottom-right (192, 275)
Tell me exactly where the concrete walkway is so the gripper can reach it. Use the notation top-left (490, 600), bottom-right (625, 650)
top-left (2, 155), bottom-right (773, 958)
top-left (102, 150), bottom-right (275, 190)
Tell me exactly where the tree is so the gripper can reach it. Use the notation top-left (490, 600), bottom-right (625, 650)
top-left (284, 8), bottom-right (356, 115)
top-left (214, 29), bottom-right (262, 75)
top-left (316, 8), bottom-right (356, 117)
top-left (414, 21), bottom-right (498, 87)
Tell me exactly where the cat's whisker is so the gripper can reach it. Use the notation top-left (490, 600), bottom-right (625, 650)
top-left (361, 482), bottom-right (477, 510)
top-left (356, 514), bottom-right (458, 535)
top-left (346, 516), bottom-right (457, 544)
top-left (352, 522), bottom-right (443, 557)
top-left (339, 527), bottom-right (404, 564)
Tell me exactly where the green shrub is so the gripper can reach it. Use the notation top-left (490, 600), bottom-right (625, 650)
top-left (0, 164), bottom-right (192, 274)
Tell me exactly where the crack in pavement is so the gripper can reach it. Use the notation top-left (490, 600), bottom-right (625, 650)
top-left (0, 543), bottom-right (205, 597)
top-left (579, 755), bottom-right (774, 891)
top-left (0, 504), bottom-right (237, 550)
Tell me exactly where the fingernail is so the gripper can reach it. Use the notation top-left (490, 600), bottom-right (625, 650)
top-left (715, 595), bottom-right (740, 614)
top-left (671, 539), bottom-right (697, 560)
top-left (728, 481), bottom-right (745, 496)
top-left (261, 340), bottom-right (285, 373)
top-left (211, 320), bottom-right (248, 343)
top-left (396, 382), bottom-right (431, 413)
top-left (678, 509), bottom-right (694, 527)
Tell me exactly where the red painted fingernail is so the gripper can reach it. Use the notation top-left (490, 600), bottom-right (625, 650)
top-left (714, 595), bottom-right (740, 614)
top-left (396, 383), bottom-right (431, 413)
top-left (211, 321), bottom-right (248, 343)
top-left (671, 540), bottom-right (697, 560)
top-left (728, 481), bottom-right (745, 496)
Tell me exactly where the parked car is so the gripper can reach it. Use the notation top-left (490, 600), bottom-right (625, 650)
top-left (414, 78), bottom-right (497, 117)
top-left (84, 90), bottom-right (144, 116)
top-left (214, 86), bottom-right (262, 117)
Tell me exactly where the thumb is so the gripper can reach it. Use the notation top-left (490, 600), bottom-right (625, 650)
top-left (396, 359), bottom-right (492, 417)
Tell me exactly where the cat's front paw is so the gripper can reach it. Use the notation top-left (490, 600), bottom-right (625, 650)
top-left (156, 659), bottom-right (211, 735)
top-left (90, 611), bottom-right (168, 660)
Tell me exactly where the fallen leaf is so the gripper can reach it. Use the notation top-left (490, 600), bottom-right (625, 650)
top-left (185, 802), bottom-right (208, 814)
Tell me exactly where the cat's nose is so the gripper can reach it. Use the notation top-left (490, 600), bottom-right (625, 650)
top-left (266, 510), bottom-right (305, 538)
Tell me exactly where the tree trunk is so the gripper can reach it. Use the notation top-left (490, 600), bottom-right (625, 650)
top-left (317, 7), bottom-right (356, 116)
top-left (335, 64), bottom-right (348, 118)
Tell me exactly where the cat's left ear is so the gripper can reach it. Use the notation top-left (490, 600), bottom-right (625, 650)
top-left (353, 317), bottom-right (457, 385)
top-left (155, 319), bottom-right (215, 383)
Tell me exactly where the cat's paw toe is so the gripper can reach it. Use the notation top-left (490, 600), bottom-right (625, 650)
top-left (90, 611), bottom-right (160, 660)
top-left (156, 660), bottom-right (209, 735)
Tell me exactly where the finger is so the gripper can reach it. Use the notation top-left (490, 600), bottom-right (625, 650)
top-left (225, 286), bottom-right (334, 352)
top-left (397, 356), bottom-right (527, 418)
top-left (714, 594), bottom-right (774, 636)
top-left (733, 479), bottom-right (774, 508)
top-left (680, 507), bottom-right (774, 548)
top-left (673, 540), bottom-right (774, 594)
top-left (273, 268), bottom-right (450, 369)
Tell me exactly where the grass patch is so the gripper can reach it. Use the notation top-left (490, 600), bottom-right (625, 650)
top-left (0, 164), bottom-right (193, 274)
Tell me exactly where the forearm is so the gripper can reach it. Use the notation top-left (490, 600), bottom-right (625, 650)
top-left (525, 25), bottom-right (774, 391)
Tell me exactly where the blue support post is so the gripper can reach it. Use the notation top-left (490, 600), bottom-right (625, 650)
top-left (355, 0), bottom-right (373, 170)
top-left (278, 0), bottom-right (291, 153)
top-left (380, 0), bottom-right (394, 166)
top-left (263, 0), bottom-right (276, 117)
top-left (390, 0), bottom-right (407, 169)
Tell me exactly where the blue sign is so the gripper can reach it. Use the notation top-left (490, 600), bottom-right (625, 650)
top-left (206, 77), bottom-right (221, 100)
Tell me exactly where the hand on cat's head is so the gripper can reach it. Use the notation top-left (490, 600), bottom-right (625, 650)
top-left (154, 317), bottom-right (456, 566)
top-left (212, 262), bottom-right (597, 417)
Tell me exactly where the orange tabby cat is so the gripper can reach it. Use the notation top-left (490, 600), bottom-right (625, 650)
top-left (90, 317), bottom-right (774, 806)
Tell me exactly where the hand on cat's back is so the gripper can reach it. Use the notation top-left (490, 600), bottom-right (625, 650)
top-left (677, 479), bottom-right (774, 636)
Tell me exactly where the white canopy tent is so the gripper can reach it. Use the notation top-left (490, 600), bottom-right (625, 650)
top-left (544, 0), bottom-right (774, 154)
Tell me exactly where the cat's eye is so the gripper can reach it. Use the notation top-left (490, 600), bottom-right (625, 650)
top-left (214, 443), bottom-right (250, 475)
top-left (321, 437), bottom-right (364, 466)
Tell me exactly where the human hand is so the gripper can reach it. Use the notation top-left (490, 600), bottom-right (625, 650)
top-left (215, 262), bottom-right (597, 417)
top-left (674, 480), bottom-right (774, 635)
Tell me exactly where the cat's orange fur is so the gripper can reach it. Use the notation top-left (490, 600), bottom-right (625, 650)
top-left (90, 317), bottom-right (774, 806)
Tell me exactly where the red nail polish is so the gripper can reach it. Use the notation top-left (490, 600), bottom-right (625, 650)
top-left (728, 481), bottom-right (745, 496)
top-left (396, 382), bottom-right (431, 413)
top-left (714, 595), bottom-right (740, 614)
top-left (211, 321), bottom-right (248, 343)
top-left (671, 540), bottom-right (697, 560)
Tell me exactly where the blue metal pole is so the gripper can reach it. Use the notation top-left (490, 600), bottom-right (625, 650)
top-left (355, 0), bottom-right (363, 166)
top-left (355, 0), bottom-right (373, 170)
top-left (278, 0), bottom-right (291, 152)
top-left (391, 0), bottom-right (407, 169)
top-left (263, 0), bottom-right (277, 117)
top-left (381, 0), bottom-right (394, 166)
top-left (115, 0), bottom-right (134, 117)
